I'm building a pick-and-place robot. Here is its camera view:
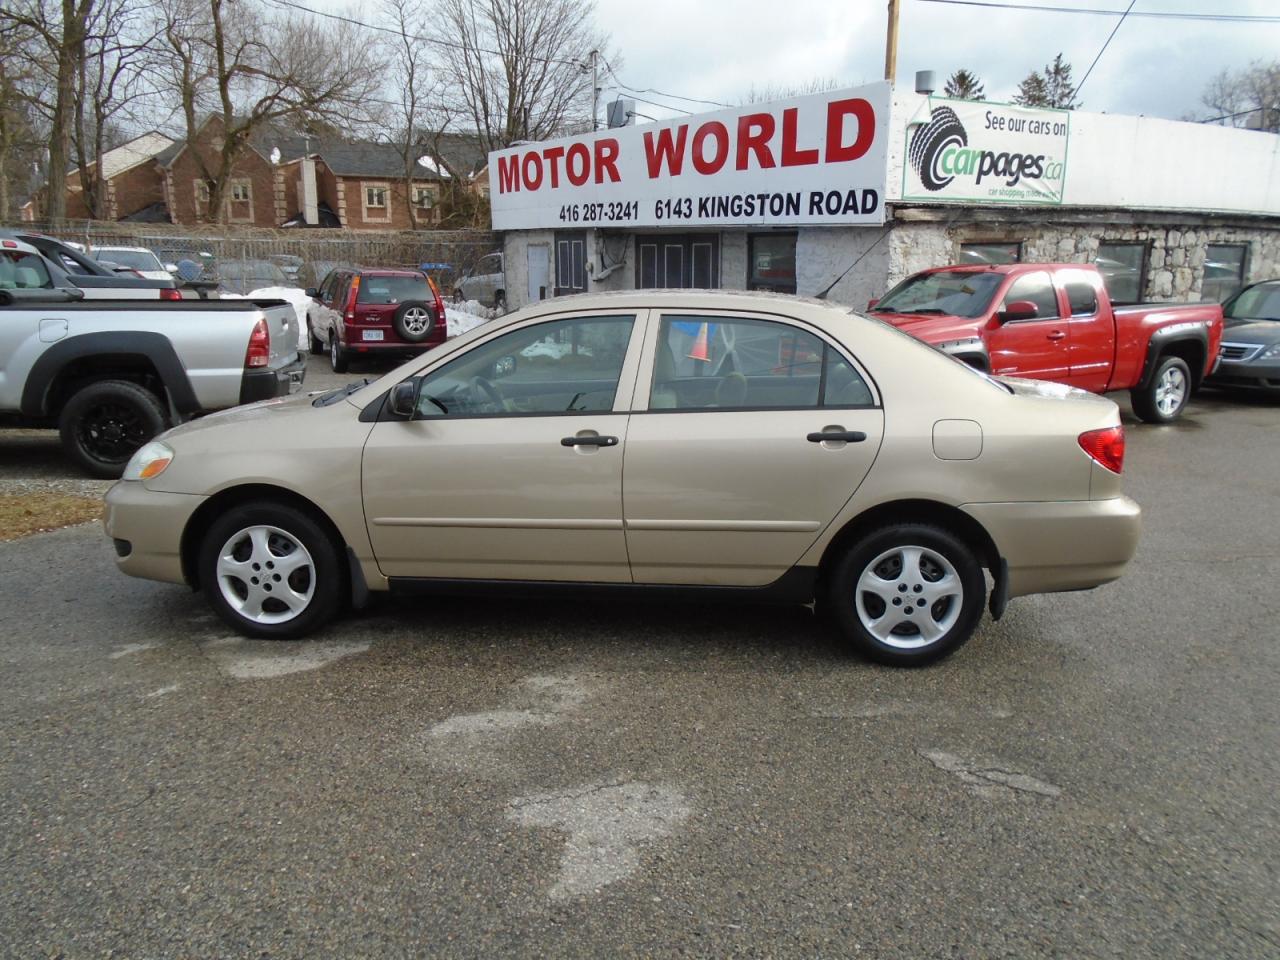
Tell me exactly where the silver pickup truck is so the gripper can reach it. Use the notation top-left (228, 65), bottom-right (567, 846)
top-left (1, 276), bottom-right (304, 477)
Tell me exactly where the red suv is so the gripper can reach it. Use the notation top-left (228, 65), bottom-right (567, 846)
top-left (306, 267), bottom-right (447, 373)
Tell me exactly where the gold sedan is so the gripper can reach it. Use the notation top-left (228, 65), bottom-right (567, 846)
top-left (105, 291), bottom-right (1140, 665)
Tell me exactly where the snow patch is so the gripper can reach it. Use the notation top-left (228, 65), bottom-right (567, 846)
top-left (199, 636), bottom-right (371, 679)
top-left (222, 286), bottom-right (312, 329)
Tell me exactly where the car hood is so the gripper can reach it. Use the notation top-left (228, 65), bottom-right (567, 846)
top-left (1221, 320), bottom-right (1280, 345)
top-left (869, 310), bottom-right (981, 342)
top-left (161, 389), bottom-right (329, 440)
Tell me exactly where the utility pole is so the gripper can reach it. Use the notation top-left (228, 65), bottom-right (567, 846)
top-left (591, 49), bottom-right (600, 132)
top-left (884, 0), bottom-right (900, 83)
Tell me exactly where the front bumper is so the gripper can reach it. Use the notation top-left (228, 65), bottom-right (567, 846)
top-left (962, 496), bottom-right (1141, 599)
top-left (239, 353), bottom-right (307, 405)
top-left (1205, 358), bottom-right (1280, 392)
top-left (104, 481), bottom-right (206, 585)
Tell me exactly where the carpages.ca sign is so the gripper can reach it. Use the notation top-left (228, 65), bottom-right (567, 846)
top-left (902, 97), bottom-right (1070, 205)
top-left (489, 82), bottom-right (890, 230)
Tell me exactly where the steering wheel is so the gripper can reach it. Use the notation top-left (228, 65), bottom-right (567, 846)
top-left (470, 375), bottom-right (505, 411)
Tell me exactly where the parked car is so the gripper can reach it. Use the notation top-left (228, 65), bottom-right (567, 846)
top-left (0, 238), bottom-right (304, 476)
top-left (455, 252), bottom-right (505, 309)
top-left (868, 263), bottom-right (1224, 423)
top-left (90, 246), bottom-right (173, 281)
top-left (1204, 279), bottom-right (1280, 394)
top-left (306, 267), bottom-right (447, 373)
top-left (269, 253), bottom-right (304, 282)
top-left (1, 231), bottom-right (182, 300)
top-left (104, 290), bottom-right (1141, 666)
top-left (217, 258), bottom-right (292, 295)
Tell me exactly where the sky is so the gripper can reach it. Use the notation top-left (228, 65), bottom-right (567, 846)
top-left (587, 0), bottom-right (1279, 122)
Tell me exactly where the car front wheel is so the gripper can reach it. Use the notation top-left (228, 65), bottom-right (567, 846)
top-left (198, 502), bottom-right (345, 639)
top-left (827, 524), bottom-right (986, 666)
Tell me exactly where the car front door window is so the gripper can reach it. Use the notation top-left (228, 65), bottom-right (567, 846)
top-left (415, 316), bottom-right (635, 418)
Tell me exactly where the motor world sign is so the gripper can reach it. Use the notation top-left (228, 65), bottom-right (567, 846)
top-left (488, 82), bottom-right (891, 230)
top-left (902, 97), bottom-right (1070, 205)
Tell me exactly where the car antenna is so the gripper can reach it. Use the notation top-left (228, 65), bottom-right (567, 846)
top-left (815, 227), bottom-right (890, 300)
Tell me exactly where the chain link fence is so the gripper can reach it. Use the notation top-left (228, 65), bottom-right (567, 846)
top-left (5, 220), bottom-right (499, 293)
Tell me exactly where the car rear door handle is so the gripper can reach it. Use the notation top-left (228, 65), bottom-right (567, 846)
top-left (807, 431), bottom-right (866, 443)
top-left (1047, 330), bottom-right (1066, 341)
top-left (561, 435), bottom-right (619, 447)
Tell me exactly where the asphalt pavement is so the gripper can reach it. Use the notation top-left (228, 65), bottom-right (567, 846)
top-left (1, 357), bottom-right (1277, 959)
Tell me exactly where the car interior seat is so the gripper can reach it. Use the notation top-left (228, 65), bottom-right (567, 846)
top-left (650, 339), bottom-right (678, 408)
top-left (714, 371), bottom-right (748, 407)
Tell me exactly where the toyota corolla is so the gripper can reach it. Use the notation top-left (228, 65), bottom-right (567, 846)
top-left (104, 291), bottom-right (1140, 665)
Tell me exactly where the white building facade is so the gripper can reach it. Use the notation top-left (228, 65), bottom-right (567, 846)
top-left (490, 83), bottom-right (1280, 311)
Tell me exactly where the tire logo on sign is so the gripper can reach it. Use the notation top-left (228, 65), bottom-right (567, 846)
top-left (908, 106), bottom-right (968, 192)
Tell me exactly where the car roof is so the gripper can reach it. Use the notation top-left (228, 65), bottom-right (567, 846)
top-left (510, 288), bottom-right (860, 318)
top-left (358, 268), bottom-right (427, 277)
top-left (93, 245), bottom-right (154, 254)
top-left (0, 236), bottom-right (44, 257)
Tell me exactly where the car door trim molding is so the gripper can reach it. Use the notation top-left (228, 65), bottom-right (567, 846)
top-left (625, 518), bottom-right (822, 533)
top-left (371, 516), bottom-right (624, 530)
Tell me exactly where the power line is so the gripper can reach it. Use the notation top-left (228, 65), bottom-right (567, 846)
top-left (598, 55), bottom-right (729, 112)
top-left (1075, 0), bottom-right (1135, 98)
top-left (915, 0), bottom-right (1280, 22)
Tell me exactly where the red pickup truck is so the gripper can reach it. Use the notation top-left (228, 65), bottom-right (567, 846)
top-left (868, 263), bottom-right (1223, 422)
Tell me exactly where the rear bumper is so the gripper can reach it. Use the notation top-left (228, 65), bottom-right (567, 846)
top-left (962, 496), bottom-right (1141, 599)
top-left (342, 334), bottom-right (446, 354)
top-left (239, 353), bottom-right (307, 404)
top-left (104, 481), bottom-right (206, 585)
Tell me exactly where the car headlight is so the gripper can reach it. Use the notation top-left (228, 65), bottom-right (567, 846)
top-left (122, 441), bottom-right (174, 481)
top-left (1260, 342), bottom-right (1280, 360)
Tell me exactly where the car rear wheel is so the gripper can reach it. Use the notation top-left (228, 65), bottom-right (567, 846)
top-left (329, 331), bottom-right (349, 373)
top-left (198, 502), bottom-right (344, 639)
top-left (1131, 355), bottom-right (1191, 423)
top-left (58, 379), bottom-right (167, 479)
top-left (827, 524), bottom-right (986, 666)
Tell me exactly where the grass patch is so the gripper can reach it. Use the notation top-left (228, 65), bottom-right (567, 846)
top-left (0, 494), bottom-right (103, 541)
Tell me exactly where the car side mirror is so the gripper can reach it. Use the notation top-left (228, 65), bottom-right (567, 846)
top-left (305, 287), bottom-right (320, 298)
top-left (998, 300), bottom-right (1039, 323)
top-left (492, 355), bottom-right (517, 378)
top-left (388, 379), bottom-right (418, 418)
top-left (866, 297), bottom-right (880, 309)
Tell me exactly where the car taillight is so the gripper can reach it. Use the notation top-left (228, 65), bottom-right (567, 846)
top-left (1078, 425), bottom-right (1125, 474)
top-left (427, 276), bottom-right (446, 327)
top-left (245, 318), bottom-right (270, 368)
top-left (160, 287), bottom-right (182, 301)
top-left (345, 275), bottom-right (360, 321)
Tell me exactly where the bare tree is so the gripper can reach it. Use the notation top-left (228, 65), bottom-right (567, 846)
top-left (0, 21), bottom-right (50, 219)
top-left (0, 0), bottom-right (98, 220)
top-left (154, 0), bottom-right (384, 223)
top-left (72, 0), bottom-right (165, 218)
top-left (1196, 60), bottom-right (1280, 132)
top-left (436, 0), bottom-right (607, 153)
top-left (740, 77), bottom-right (842, 105)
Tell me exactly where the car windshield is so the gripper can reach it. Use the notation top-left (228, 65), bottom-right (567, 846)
top-left (358, 275), bottom-right (431, 304)
top-left (1224, 283), bottom-right (1280, 322)
top-left (95, 249), bottom-right (162, 271)
top-left (871, 270), bottom-right (1005, 319)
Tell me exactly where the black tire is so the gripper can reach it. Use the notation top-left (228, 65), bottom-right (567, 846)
top-left (826, 524), bottom-right (986, 666)
top-left (198, 501), bottom-right (345, 640)
top-left (329, 330), bottom-right (349, 373)
top-left (907, 106), bottom-right (968, 192)
top-left (392, 300), bottom-right (435, 343)
top-left (58, 379), bottom-right (168, 479)
top-left (307, 317), bottom-right (323, 354)
top-left (1131, 355), bottom-right (1191, 423)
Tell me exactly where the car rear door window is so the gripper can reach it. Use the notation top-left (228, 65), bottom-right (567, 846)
top-left (414, 315), bottom-right (635, 418)
top-left (1002, 272), bottom-right (1060, 320)
top-left (653, 316), bottom-right (856, 411)
top-left (0, 251), bottom-right (52, 289)
top-left (1065, 281), bottom-right (1099, 316)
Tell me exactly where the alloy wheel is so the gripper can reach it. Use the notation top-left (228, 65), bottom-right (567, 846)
top-left (401, 306), bottom-right (430, 336)
top-left (1155, 365), bottom-right (1187, 417)
top-left (76, 399), bottom-right (149, 465)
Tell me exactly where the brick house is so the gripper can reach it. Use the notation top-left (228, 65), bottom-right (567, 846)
top-left (154, 115), bottom-right (279, 226)
top-left (38, 131), bottom-right (175, 221)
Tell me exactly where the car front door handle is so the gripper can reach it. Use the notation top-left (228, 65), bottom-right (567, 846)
top-left (561, 435), bottom-right (619, 447)
top-left (807, 431), bottom-right (867, 443)
top-left (1047, 330), bottom-right (1066, 341)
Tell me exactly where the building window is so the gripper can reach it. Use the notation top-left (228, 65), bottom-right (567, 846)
top-left (960, 242), bottom-right (1021, 265)
top-left (366, 186), bottom-right (387, 208)
top-left (1202, 243), bottom-right (1249, 303)
top-left (635, 234), bottom-right (720, 289)
top-left (361, 182), bottom-right (390, 222)
top-left (230, 181), bottom-right (251, 202)
top-left (413, 187), bottom-right (434, 209)
top-left (748, 233), bottom-right (797, 294)
top-left (1096, 242), bottom-right (1148, 305)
